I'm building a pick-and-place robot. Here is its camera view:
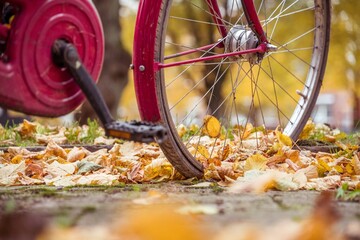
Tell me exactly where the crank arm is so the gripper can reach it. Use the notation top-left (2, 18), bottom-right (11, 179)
top-left (52, 39), bottom-right (167, 143)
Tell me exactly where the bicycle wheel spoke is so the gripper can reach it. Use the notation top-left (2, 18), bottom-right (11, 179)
top-left (269, 1), bottom-right (286, 40)
top-left (169, 16), bottom-right (227, 28)
top-left (133, 0), bottom-right (330, 177)
top-left (164, 42), bottom-right (221, 60)
top-left (263, 0), bottom-right (301, 28)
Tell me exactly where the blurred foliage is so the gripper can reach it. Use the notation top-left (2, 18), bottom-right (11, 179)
top-left (326, 0), bottom-right (360, 93)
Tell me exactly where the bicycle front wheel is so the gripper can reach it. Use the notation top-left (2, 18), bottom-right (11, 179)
top-left (133, 0), bottom-right (330, 178)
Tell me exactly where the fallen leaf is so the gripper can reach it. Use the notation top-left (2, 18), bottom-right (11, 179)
top-left (15, 120), bottom-right (37, 138)
top-left (45, 140), bottom-right (67, 159)
top-left (0, 161), bottom-right (26, 185)
top-left (76, 173), bottom-right (118, 185)
top-left (228, 170), bottom-right (277, 193)
top-left (276, 129), bottom-right (293, 146)
top-left (77, 160), bottom-right (103, 175)
top-left (46, 161), bottom-right (76, 177)
top-left (299, 120), bottom-right (315, 140)
top-left (305, 175), bottom-right (341, 191)
top-left (244, 154), bottom-right (268, 172)
top-left (25, 163), bottom-right (44, 179)
top-left (192, 144), bottom-right (210, 159)
top-left (67, 147), bottom-right (87, 163)
top-left (353, 153), bottom-right (360, 175)
top-left (203, 115), bottom-right (221, 138)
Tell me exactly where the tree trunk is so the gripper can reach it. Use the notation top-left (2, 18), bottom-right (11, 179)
top-left (75, 0), bottom-right (131, 125)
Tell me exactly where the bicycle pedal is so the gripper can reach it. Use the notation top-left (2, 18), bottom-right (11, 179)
top-left (105, 121), bottom-right (168, 144)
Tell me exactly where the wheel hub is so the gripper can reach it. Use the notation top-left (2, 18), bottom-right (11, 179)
top-left (225, 25), bottom-right (259, 64)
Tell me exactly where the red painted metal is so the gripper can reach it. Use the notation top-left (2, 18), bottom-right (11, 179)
top-left (164, 42), bottom-right (222, 60)
top-left (205, 0), bottom-right (228, 39)
top-left (0, 0), bottom-right (104, 117)
top-left (158, 44), bottom-right (267, 70)
top-left (133, 0), bottom-right (162, 122)
top-left (241, 0), bottom-right (268, 43)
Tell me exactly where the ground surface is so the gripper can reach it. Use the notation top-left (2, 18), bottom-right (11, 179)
top-left (0, 184), bottom-right (359, 239)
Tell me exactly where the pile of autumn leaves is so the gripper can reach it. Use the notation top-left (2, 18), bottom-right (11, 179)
top-left (0, 119), bottom-right (359, 192)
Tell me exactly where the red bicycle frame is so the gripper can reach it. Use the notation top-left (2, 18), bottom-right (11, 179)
top-left (133, 0), bottom-right (269, 121)
top-left (146, 0), bottom-right (270, 71)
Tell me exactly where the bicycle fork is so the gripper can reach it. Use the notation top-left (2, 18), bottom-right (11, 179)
top-left (52, 40), bottom-right (167, 144)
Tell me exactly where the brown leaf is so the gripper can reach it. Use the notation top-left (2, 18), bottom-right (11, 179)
top-left (218, 144), bottom-right (231, 161)
top-left (15, 120), bottom-right (37, 138)
top-left (353, 153), bottom-right (360, 175)
top-left (25, 163), bottom-right (44, 179)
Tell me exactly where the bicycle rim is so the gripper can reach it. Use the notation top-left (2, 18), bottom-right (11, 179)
top-left (134, 0), bottom-right (330, 178)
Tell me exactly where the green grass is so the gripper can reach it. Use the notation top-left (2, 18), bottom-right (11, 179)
top-left (79, 119), bottom-right (103, 144)
top-left (336, 183), bottom-right (360, 201)
top-left (0, 118), bottom-right (105, 147)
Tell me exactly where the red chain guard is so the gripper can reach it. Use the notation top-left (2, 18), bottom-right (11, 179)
top-left (0, 0), bottom-right (104, 117)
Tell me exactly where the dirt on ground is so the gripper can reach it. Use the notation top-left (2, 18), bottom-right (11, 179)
top-left (0, 183), bottom-right (359, 240)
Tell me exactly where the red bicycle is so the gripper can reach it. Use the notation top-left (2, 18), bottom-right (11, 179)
top-left (0, 0), bottom-right (330, 178)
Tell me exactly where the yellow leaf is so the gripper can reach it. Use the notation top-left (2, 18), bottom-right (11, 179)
top-left (276, 129), bottom-right (293, 146)
top-left (318, 158), bottom-right (331, 171)
top-left (11, 155), bottom-right (23, 164)
top-left (333, 165), bottom-right (344, 174)
top-left (203, 115), bottom-right (221, 138)
top-left (345, 163), bottom-right (354, 174)
top-left (298, 120), bottom-right (315, 140)
top-left (176, 124), bottom-right (187, 138)
top-left (192, 144), bottom-right (210, 159)
top-left (143, 158), bottom-right (173, 181)
top-left (285, 149), bottom-right (300, 163)
top-left (244, 154), bottom-right (268, 172)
